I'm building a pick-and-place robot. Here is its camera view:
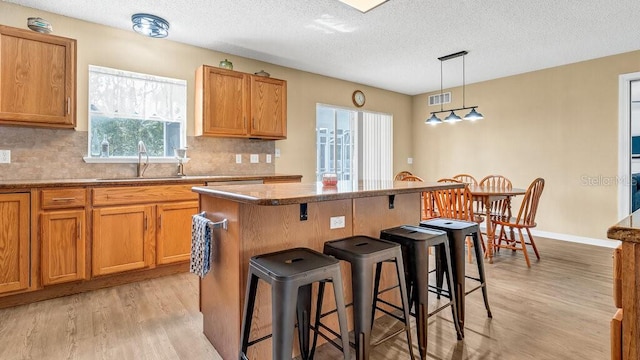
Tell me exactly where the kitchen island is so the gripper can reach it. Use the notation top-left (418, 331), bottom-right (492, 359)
top-left (192, 180), bottom-right (463, 360)
top-left (608, 212), bottom-right (640, 360)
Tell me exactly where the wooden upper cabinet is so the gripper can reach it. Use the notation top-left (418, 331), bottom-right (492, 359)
top-left (250, 75), bottom-right (287, 139)
top-left (195, 66), bottom-right (248, 137)
top-left (0, 25), bottom-right (76, 129)
top-left (195, 65), bottom-right (286, 139)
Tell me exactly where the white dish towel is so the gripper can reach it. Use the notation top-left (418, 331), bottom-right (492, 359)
top-left (190, 212), bottom-right (212, 278)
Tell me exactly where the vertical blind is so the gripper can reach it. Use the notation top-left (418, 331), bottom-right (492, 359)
top-left (361, 112), bottom-right (393, 181)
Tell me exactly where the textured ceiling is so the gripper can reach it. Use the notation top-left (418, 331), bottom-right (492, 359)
top-left (4, 0), bottom-right (640, 95)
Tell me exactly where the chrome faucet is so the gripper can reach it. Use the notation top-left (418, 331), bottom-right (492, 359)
top-left (137, 140), bottom-right (149, 177)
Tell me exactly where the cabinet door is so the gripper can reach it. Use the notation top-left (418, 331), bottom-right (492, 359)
top-left (0, 25), bottom-right (76, 128)
top-left (41, 210), bottom-right (86, 285)
top-left (92, 205), bottom-right (154, 276)
top-left (196, 66), bottom-right (249, 137)
top-left (0, 193), bottom-right (30, 294)
top-left (157, 201), bottom-right (199, 265)
top-left (250, 76), bottom-right (287, 139)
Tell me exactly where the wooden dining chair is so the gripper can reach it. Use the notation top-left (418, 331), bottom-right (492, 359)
top-left (394, 171), bottom-right (414, 181)
top-left (401, 175), bottom-right (423, 182)
top-left (478, 175), bottom-right (513, 236)
top-left (479, 175), bottom-right (512, 189)
top-left (491, 178), bottom-right (545, 267)
top-left (399, 175), bottom-right (438, 220)
top-left (452, 174), bottom-right (478, 186)
top-left (435, 179), bottom-right (485, 263)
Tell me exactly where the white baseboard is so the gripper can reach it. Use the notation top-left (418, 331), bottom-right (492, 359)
top-left (478, 225), bottom-right (620, 248)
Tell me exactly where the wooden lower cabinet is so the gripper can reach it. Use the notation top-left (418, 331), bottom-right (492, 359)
top-left (92, 205), bottom-right (154, 276)
top-left (157, 201), bottom-right (199, 265)
top-left (41, 210), bottom-right (86, 285)
top-left (0, 193), bottom-right (30, 295)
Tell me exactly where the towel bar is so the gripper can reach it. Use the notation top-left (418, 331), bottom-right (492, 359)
top-left (198, 211), bottom-right (228, 231)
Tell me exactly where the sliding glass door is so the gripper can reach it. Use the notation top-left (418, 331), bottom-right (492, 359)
top-left (316, 104), bottom-right (393, 182)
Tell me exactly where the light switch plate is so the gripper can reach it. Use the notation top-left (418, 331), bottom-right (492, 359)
top-left (250, 154), bottom-right (259, 163)
top-left (275, 148), bottom-right (281, 158)
top-left (235, 154), bottom-right (242, 164)
top-left (266, 154), bottom-right (272, 163)
top-left (407, 157), bottom-right (413, 164)
top-left (0, 150), bottom-right (10, 164)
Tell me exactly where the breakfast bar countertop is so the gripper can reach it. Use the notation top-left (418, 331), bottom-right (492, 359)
top-left (607, 210), bottom-right (640, 244)
top-left (192, 180), bottom-right (463, 205)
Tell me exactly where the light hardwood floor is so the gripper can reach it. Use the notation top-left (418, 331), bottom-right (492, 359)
top-left (0, 237), bottom-right (616, 359)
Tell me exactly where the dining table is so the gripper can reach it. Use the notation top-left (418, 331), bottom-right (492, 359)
top-left (468, 185), bottom-right (526, 263)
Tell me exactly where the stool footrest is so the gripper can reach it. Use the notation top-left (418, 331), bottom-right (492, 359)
top-left (371, 327), bottom-right (406, 347)
top-left (309, 323), bottom-right (353, 351)
top-left (428, 284), bottom-right (452, 298)
top-left (465, 282), bottom-right (485, 296)
top-left (374, 298), bottom-right (406, 323)
top-left (247, 333), bottom-right (273, 348)
top-left (428, 302), bottom-right (453, 317)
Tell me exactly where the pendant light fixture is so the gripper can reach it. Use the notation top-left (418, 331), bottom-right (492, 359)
top-left (425, 50), bottom-right (483, 125)
top-left (131, 13), bottom-right (170, 38)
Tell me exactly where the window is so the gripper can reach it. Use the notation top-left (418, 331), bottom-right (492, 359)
top-left (316, 104), bottom-right (393, 182)
top-left (86, 66), bottom-right (187, 161)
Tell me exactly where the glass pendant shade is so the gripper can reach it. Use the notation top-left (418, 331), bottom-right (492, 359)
top-left (464, 108), bottom-right (484, 121)
top-left (444, 111), bottom-right (462, 123)
top-left (132, 14), bottom-right (169, 38)
top-left (425, 113), bottom-right (442, 125)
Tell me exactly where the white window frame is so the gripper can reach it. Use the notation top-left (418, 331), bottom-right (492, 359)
top-left (84, 65), bottom-right (187, 164)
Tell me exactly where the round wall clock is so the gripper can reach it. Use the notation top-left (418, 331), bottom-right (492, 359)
top-left (352, 90), bottom-right (365, 107)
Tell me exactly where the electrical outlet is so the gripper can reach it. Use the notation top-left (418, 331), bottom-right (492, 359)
top-left (330, 216), bottom-right (345, 229)
top-left (250, 154), bottom-right (259, 163)
top-left (235, 154), bottom-right (242, 164)
top-left (407, 157), bottom-right (413, 164)
top-left (0, 150), bottom-right (10, 164)
top-left (275, 148), bottom-right (281, 158)
top-left (266, 154), bottom-right (272, 163)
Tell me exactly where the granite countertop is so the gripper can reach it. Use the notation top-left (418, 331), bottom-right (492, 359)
top-left (608, 210), bottom-right (640, 244)
top-left (0, 174), bottom-right (302, 190)
top-left (192, 180), bottom-right (463, 205)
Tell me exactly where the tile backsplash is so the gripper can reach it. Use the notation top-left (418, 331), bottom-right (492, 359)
top-left (0, 127), bottom-right (275, 180)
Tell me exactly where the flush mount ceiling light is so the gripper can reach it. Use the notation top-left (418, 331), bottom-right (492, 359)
top-left (131, 13), bottom-right (169, 38)
top-left (338, 0), bottom-right (389, 13)
top-left (425, 50), bottom-right (484, 125)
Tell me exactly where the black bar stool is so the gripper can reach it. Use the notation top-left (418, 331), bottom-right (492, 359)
top-left (314, 235), bottom-right (415, 360)
top-left (239, 247), bottom-right (350, 360)
top-left (420, 218), bottom-right (492, 335)
top-left (380, 225), bottom-right (463, 360)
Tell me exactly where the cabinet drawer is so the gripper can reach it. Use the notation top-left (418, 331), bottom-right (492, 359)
top-left (41, 188), bottom-right (87, 209)
top-left (93, 185), bottom-right (199, 206)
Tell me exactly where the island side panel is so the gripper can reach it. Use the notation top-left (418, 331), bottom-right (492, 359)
top-left (238, 199), bottom-right (354, 360)
top-left (352, 192), bottom-right (421, 236)
top-left (199, 196), bottom-right (242, 360)
top-left (622, 241), bottom-right (640, 360)
top-left (352, 193), bottom-right (421, 306)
